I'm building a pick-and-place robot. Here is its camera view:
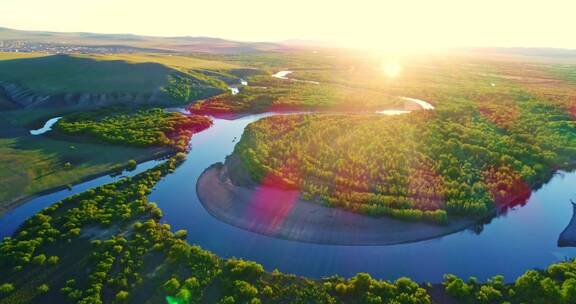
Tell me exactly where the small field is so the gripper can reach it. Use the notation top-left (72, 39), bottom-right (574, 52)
top-left (0, 135), bottom-right (166, 213)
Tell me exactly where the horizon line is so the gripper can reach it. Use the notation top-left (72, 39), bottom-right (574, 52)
top-left (2, 25), bottom-right (576, 52)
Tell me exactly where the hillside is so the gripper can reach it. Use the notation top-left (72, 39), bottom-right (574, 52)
top-left (0, 53), bottom-right (236, 109)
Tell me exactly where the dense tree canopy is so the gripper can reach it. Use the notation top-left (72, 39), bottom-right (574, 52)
top-left (233, 92), bottom-right (576, 223)
top-left (189, 75), bottom-right (404, 115)
top-left (55, 108), bottom-right (212, 152)
top-left (0, 156), bottom-right (431, 303)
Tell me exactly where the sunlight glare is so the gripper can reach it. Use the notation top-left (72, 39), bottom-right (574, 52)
top-left (383, 62), bottom-right (402, 78)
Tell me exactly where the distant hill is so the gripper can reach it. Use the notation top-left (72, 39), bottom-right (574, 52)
top-left (0, 26), bottom-right (280, 54)
top-left (280, 39), bottom-right (342, 49)
top-left (4, 26), bottom-right (575, 58)
top-left (455, 47), bottom-right (576, 63)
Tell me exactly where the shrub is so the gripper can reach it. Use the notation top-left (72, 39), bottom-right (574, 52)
top-left (163, 278), bottom-right (181, 294)
top-left (115, 290), bottom-right (129, 302)
top-left (126, 160), bottom-right (137, 171)
top-left (47, 255), bottom-right (59, 265)
top-left (32, 254), bottom-right (47, 265)
top-left (0, 283), bottom-right (14, 295)
top-left (37, 284), bottom-right (50, 294)
top-left (174, 230), bottom-right (188, 239)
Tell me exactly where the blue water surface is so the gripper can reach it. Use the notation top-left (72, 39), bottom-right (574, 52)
top-left (2, 113), bottom-right (575, 283)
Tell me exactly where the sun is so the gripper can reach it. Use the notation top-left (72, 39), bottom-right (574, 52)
top-left (383, 62), bottom-right (402, 78)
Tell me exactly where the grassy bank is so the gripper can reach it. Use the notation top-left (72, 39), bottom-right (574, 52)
top-left (0, 135), bottom-right (168, 214)
top-left (0, 106), bottom-right (211, 214)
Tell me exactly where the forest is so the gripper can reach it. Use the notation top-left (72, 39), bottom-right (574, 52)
top-left (0, 155), bottom-right (431, 304)
top-left (2, 151), bottom-right (576, 303)
top-left (189, 74), bottom-right (404, 115)
top-left (232, 67), bottom-right (576, 223)
top-left (442, 263), bottom-right (576, 304)
top-left (54, 108), bottom-right (212, 152)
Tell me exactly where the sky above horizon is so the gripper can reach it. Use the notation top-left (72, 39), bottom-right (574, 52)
top-left (2, 0), bottom-right (576, 51)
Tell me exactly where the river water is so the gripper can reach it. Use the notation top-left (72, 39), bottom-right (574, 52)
top-left (3, 99), bottom-right (576, 283)
top-left (272, 70), bottom-right (320, 85)
top-left (147, 114), bottom-right (576, 283)
top-left (0, 159), bottom-right (163, 237)
top-left (30, 117), bottom-right (62, 135)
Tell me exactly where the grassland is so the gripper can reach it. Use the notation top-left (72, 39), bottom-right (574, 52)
top-left (0, 108), bottom-right (74, 129)
top-left (0, 102), bottom-right (216, 214)
top-left (0, 92), bottom-right (16, 110)
top-left (0, 50), bottom-right (243, 213)
top-left (0, 135), bottom-right (167, 214)
top-left (0, 55), bottom-right (176, 94)
top-left (0, 52), bottom-right (242, 108)
top-left (83, 53), bottom-right (240, 71)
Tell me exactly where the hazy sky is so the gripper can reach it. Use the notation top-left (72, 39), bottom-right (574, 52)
top-left (2, 0), bottom-right (575, 50)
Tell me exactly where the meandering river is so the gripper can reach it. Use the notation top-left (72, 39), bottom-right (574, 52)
top-left (4, 106), bottom-right (576, 283)
top-left (6, 69), bottom-right (575, 282)
top-left (148, 115), bottom-right (576, 283)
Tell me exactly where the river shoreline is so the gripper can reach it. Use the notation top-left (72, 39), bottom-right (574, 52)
top-left (196, 161), bottom-right (477, 246)
top-left (0, 147), bottom-right (174, 216)
top-left (5, 109), bottom-right (576, 282)
top-left (191, 101), bottom-right (432, 120)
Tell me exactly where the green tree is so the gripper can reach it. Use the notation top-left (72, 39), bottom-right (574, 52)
top-left (115, 290), bottom-right (129, 302)
top-left (37, 284), bottom-right (50, 294)
top-left (164, 278), bottom-right (181, 295)
top-left (0, 283), bottom-right (14, 295)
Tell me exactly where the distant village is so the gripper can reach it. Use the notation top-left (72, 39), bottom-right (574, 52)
top-left (0, 40), bottom-right (152, 54)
